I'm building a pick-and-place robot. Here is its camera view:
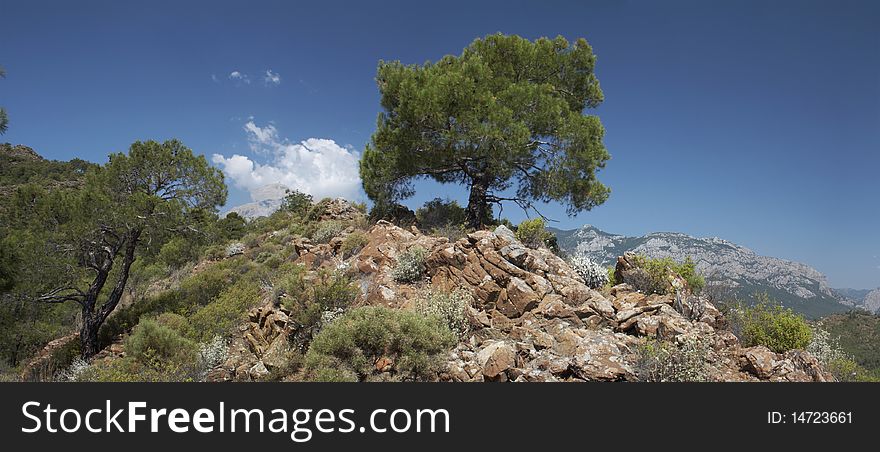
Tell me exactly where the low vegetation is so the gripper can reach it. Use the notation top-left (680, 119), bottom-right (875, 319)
top-left (303, 306), bottom-right (457, 382)
top-left (725, 293), bottom-right (812, 353)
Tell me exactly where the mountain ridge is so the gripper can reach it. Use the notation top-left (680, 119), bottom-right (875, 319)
top-left (552, 224), bottom-right (856, 318)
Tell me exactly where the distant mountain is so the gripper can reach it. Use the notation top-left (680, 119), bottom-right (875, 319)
top-left (552, 225), bottom-right (852, 318)
top-left (836, 288), bottom-right (880, 314)
top-left (223, 183), bottom-right (289, 219)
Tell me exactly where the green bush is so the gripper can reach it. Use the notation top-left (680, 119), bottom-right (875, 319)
top-left (187, 275), bottom-right (264, 342)
top-left (305, 198), bottom-right (333, 222)
top-left (415, 198), bottom-right (467, 231)
top-left (629, 255), bottom-right (705, 295)
top-left (312, 220), bottom-right (344, 244)
top-left (304, 306), bottom-right (457, 382)
top-left (514, 218), bottom-right (557, 251)
top-left (156, 236), bottom-right (201, 269)
top-left (340, 232), bottom-right (369, 258)
top-left (281, 190), bottom-right (314, 216)
top-left (125, 318), bottom-right (198, 364)
top-left (292, 271), bottom-right (358, 331)
top-left (391, 246), bottom-right (427, 283)
top-left (736, 295), bottom-right (812, 353)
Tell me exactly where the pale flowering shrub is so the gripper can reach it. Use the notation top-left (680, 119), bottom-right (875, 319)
top-left (392, 246), bottom-right (427, 283)
top-left (57, 358), bottom-right (92, 382)
top-left (569, 254), bottom-right (609, 289)
top-left (225, 242), bottom-right (245, 257)
top-left (197, 336), bottom-right (229, 380)
top-left (415, 289), bottom-right (472, 339)
top-left (636, 336), bottom-right (711, 382)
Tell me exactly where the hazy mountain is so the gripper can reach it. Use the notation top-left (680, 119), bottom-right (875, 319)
top-left (837, 288), bottom-right (880, 314)
top-left (223, 183), bottom-right (289, 219)
top-left (552, 225), bottom-right (852, 318)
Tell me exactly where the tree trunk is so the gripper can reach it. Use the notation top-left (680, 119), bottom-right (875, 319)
top-left (79, 313), bottom-right (100, 360)
top-left (466, 174), bottom-right (491, 229)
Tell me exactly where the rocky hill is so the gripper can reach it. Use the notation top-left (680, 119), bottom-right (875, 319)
top-left (19, 200), bottom-right (836, 382)
top-left (553, 225), bottom-right (851, 318)
top-left (200, 207), bottom-right (831, 382)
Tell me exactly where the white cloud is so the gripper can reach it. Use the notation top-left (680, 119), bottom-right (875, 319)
top-left (212, 121), bottom-right (362, 202)
top-left (264, 69), bottom-right (281, 86)
top-left (228, 71), bottom-right (251, 84)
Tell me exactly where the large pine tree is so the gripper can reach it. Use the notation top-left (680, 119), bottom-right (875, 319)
top-left (360, 34), bottom-right (611, 228)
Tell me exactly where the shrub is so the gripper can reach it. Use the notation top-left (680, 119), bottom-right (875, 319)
top-left (340, 232), bottom-right (369, 258)
top-left (628, 255), bottom-right (705, 295)
top-left (197, 335), bottom-right (229, 378)
top-left (125, 319), bottom-right (198, 364)
top-left (391, 246), bottom-right (427, 283)
top-left (514, 218), bottom-right (557, 251)
top-left (368, 200), bottom-right (416, 226)
top-left (225, 242), bottom-right (245, 257)
top-left (312, 220), bottom-right (344, 244)
top-left (187, 276), bottom-right (264, 342)
top-left (156, 236), bottom-right (201, 269)
top-left (281, 190), bottom-right (313, 216)
top-left (735, 294), bottom-right (812, 353)
top-left (303, 306), bottom-right (457, 381)
top-left (569, 254), bottom-right (609, 289)
top-left (415, 198), bottom-right (467, 231)
top-left (415, 289), bottom-right (472, 339)
top-left (305, 198), bottom-right (333, 222)
top-left (635, 336), bottom-right (710, 382)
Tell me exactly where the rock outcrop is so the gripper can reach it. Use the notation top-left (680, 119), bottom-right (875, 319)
top-left (216, 218), bottom-right (833, 382)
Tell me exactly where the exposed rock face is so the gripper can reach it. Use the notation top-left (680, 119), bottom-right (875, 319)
top-left (861, 289), bottom-right (880, 314)
top-left (554, 225), bottom-right (848, 317)
top-left (208, 302), bottom-right (297, 382)
top-left (182, 216), bottom-right (835, 383)
top-left (19, 334), bottom-right (78, 382)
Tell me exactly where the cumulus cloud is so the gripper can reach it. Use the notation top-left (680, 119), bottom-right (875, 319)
top-left (228, 71), bottom-right (251, 84)
top-left (212, 121), bottom-right (362, 202)
top-left (264, 69), bottom-right (281, 85)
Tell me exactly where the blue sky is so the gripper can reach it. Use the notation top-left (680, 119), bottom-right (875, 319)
top-left (1, 0), bottom-right (878, 289)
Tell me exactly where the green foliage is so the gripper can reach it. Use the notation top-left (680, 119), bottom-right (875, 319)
top-left (415, 198), bottom-right (467, 231)
top-left (360, 33), bottom-right (610, 228)
top-left (340, 232), bottom-right (369, 258)
top-left (312, 220), bottom-right (343, 244)
top-left (188, 274), bottom-right (264, 342)
top-left (215, 212), bottom-right (247, 241)
top-left (606, 266), bottom-right (617, 287)
top-left (368, 200), bottom-right (416, 226)
top-left (629, 255), bottom-right (705, 295)
top-left (515, 218), bottom-right (557, 251)
top-left (156, 236), bottom-right (201, 269)
top-left (391, 246), bottom-right (427, 283)
top-left (734, 294), bottom-right (812, 353)
top-left (280, 190), bottom-right (313, 216)
top-left (819, 311), bottom-right (880, 378)
top-left (279, 268), bottom-right (358, 336)
top-left (304, 306), bottom-right (457, 381)
top-left (124, 318), bottom-right (198, 364)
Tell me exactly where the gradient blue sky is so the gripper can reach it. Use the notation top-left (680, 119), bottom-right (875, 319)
top-left (1, 0), bottom-right (878, 289)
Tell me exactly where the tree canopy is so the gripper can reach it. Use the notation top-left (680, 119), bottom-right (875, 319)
top-left (360, 33), bottom-right (611, 228)
top-left (2, 139), bottom-right (226, 359)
